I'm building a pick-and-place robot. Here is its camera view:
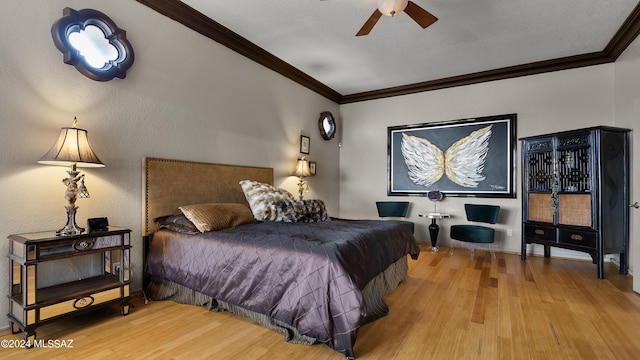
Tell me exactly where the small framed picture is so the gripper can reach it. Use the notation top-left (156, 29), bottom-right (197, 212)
top-left (309, 161), bottom-right (316, 175)
top-left (300, 135), bottom-right (310, 154)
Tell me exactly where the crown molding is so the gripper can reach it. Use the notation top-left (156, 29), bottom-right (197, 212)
top-left (604, 1), bottom-right (640, 60)
top-left (138, 0), bottom-right (640, 105)
top-left (340, 52), bottom-right (609, 103)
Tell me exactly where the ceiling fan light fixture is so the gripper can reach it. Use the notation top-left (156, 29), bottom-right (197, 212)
top-left (356, 0), bottom-right (436, 37)
top-left (378, 0), bottom-right (409, 17)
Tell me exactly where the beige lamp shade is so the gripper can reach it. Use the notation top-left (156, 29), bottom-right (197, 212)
top-left (294, 158), bottom-right (312, 177)
top-left (38, 127), bottom-right (105, 167)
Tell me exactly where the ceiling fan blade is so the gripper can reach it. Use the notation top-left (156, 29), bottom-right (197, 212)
top-left (405, 1), bottom-right (438, 29)
top-left (356, 9), bottom-right (382, 36)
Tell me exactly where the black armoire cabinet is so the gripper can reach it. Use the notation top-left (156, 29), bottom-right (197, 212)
top-left (520, 126), bottom-right (630, 279)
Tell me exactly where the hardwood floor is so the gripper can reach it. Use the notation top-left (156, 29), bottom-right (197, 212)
top-left (3, 243), bottom-right (640, 359)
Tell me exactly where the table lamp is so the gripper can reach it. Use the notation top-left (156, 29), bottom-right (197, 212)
top-left (294, 157), bottom-right (312, 200)
top-left (38, 117), bottom-right (105, 235)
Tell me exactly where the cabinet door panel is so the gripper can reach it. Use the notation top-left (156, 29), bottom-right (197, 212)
top-left (557, 147), bottom-right (591, 192)
top-left (525, 149), bottom-right (554, 192)
top-left (558, 194), bottom-right (592, 227)
top-left (527, 193), bottom-right (554, 223)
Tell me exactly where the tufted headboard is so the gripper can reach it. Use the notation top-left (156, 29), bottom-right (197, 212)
top-left (142, 157), bottom-right (273, 236)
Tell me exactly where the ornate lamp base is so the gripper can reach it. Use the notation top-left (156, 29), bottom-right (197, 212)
top-left (57, 205), bottom-right (85, 236)
top-left (297, 177), bottom-right (307, 200)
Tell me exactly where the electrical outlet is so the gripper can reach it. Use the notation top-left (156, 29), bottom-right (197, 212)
top-left (607, 257), bottom-right (621, 268)
top-left (113, 262), bottom-right (121, 275)
top-left (507, 228), bottom-right (513, 237)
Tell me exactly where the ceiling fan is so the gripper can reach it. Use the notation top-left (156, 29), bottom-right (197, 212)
top-left (355, 0), bottom-right (438, 36)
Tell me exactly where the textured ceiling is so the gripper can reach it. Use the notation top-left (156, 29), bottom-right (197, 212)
top-left (149, 0), bottom-right (640, 101)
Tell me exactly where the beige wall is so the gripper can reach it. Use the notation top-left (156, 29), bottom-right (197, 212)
top-left (0, 0), bottom-right (340, 329)
top-left (340, 64), bottom-right (621, 257)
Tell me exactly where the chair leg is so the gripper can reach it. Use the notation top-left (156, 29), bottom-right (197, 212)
top-left (449, 241), bottom-right (495, 261)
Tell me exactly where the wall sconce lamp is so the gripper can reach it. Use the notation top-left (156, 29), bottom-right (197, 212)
top-left (294, 157), bottom-right (312, 200)
top-left (38, 117), bottom-right (105, 235)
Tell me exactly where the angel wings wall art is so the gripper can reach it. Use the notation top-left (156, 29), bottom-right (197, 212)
top-left (388, 114), bottom-right (517, 198)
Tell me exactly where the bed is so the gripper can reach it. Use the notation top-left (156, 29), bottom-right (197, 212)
top-left (142, 157), bottom-right (420, 359)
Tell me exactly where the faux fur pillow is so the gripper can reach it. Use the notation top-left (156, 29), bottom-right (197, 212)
top-left (298, 199), bottom-right (329, 222)
top-left (274, 198), bottom-right (304, 222)
top-left (274, 199), bottom-right (330, 223)
top-left (239, 180), bottom-right (296, 221)
top-left (179, 203), bottom-right (256, 232)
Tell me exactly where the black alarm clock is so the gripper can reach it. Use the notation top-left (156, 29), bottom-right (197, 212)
top-left (87, 217), bottom-right (109, 232)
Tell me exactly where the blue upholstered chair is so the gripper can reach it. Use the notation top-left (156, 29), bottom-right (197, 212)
top-left (376, 201), bottom-right (414, 234)
top-left (449, 204), bottom-right (500, 260)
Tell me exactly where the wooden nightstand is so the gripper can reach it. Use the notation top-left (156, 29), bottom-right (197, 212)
top-left (7, 227), bottom-right (132, 345)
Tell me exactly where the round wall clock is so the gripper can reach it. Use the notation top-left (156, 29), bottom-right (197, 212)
top-left (318, 111), bottom-right (336, 140)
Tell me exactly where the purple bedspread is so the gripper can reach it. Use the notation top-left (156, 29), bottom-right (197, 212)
top-left (146, 219), bottom-right (419, 358)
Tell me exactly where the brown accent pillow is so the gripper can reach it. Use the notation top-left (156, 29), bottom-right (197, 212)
top-left (179, 203), bottom-right (256, 232)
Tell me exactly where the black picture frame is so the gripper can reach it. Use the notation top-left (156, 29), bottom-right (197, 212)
top-left (388, 114), bottom-right (517, 198)
top-left (309, 161), bottom-right (316, 175)
top-left (300, 135), bottom-right (310, 154)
